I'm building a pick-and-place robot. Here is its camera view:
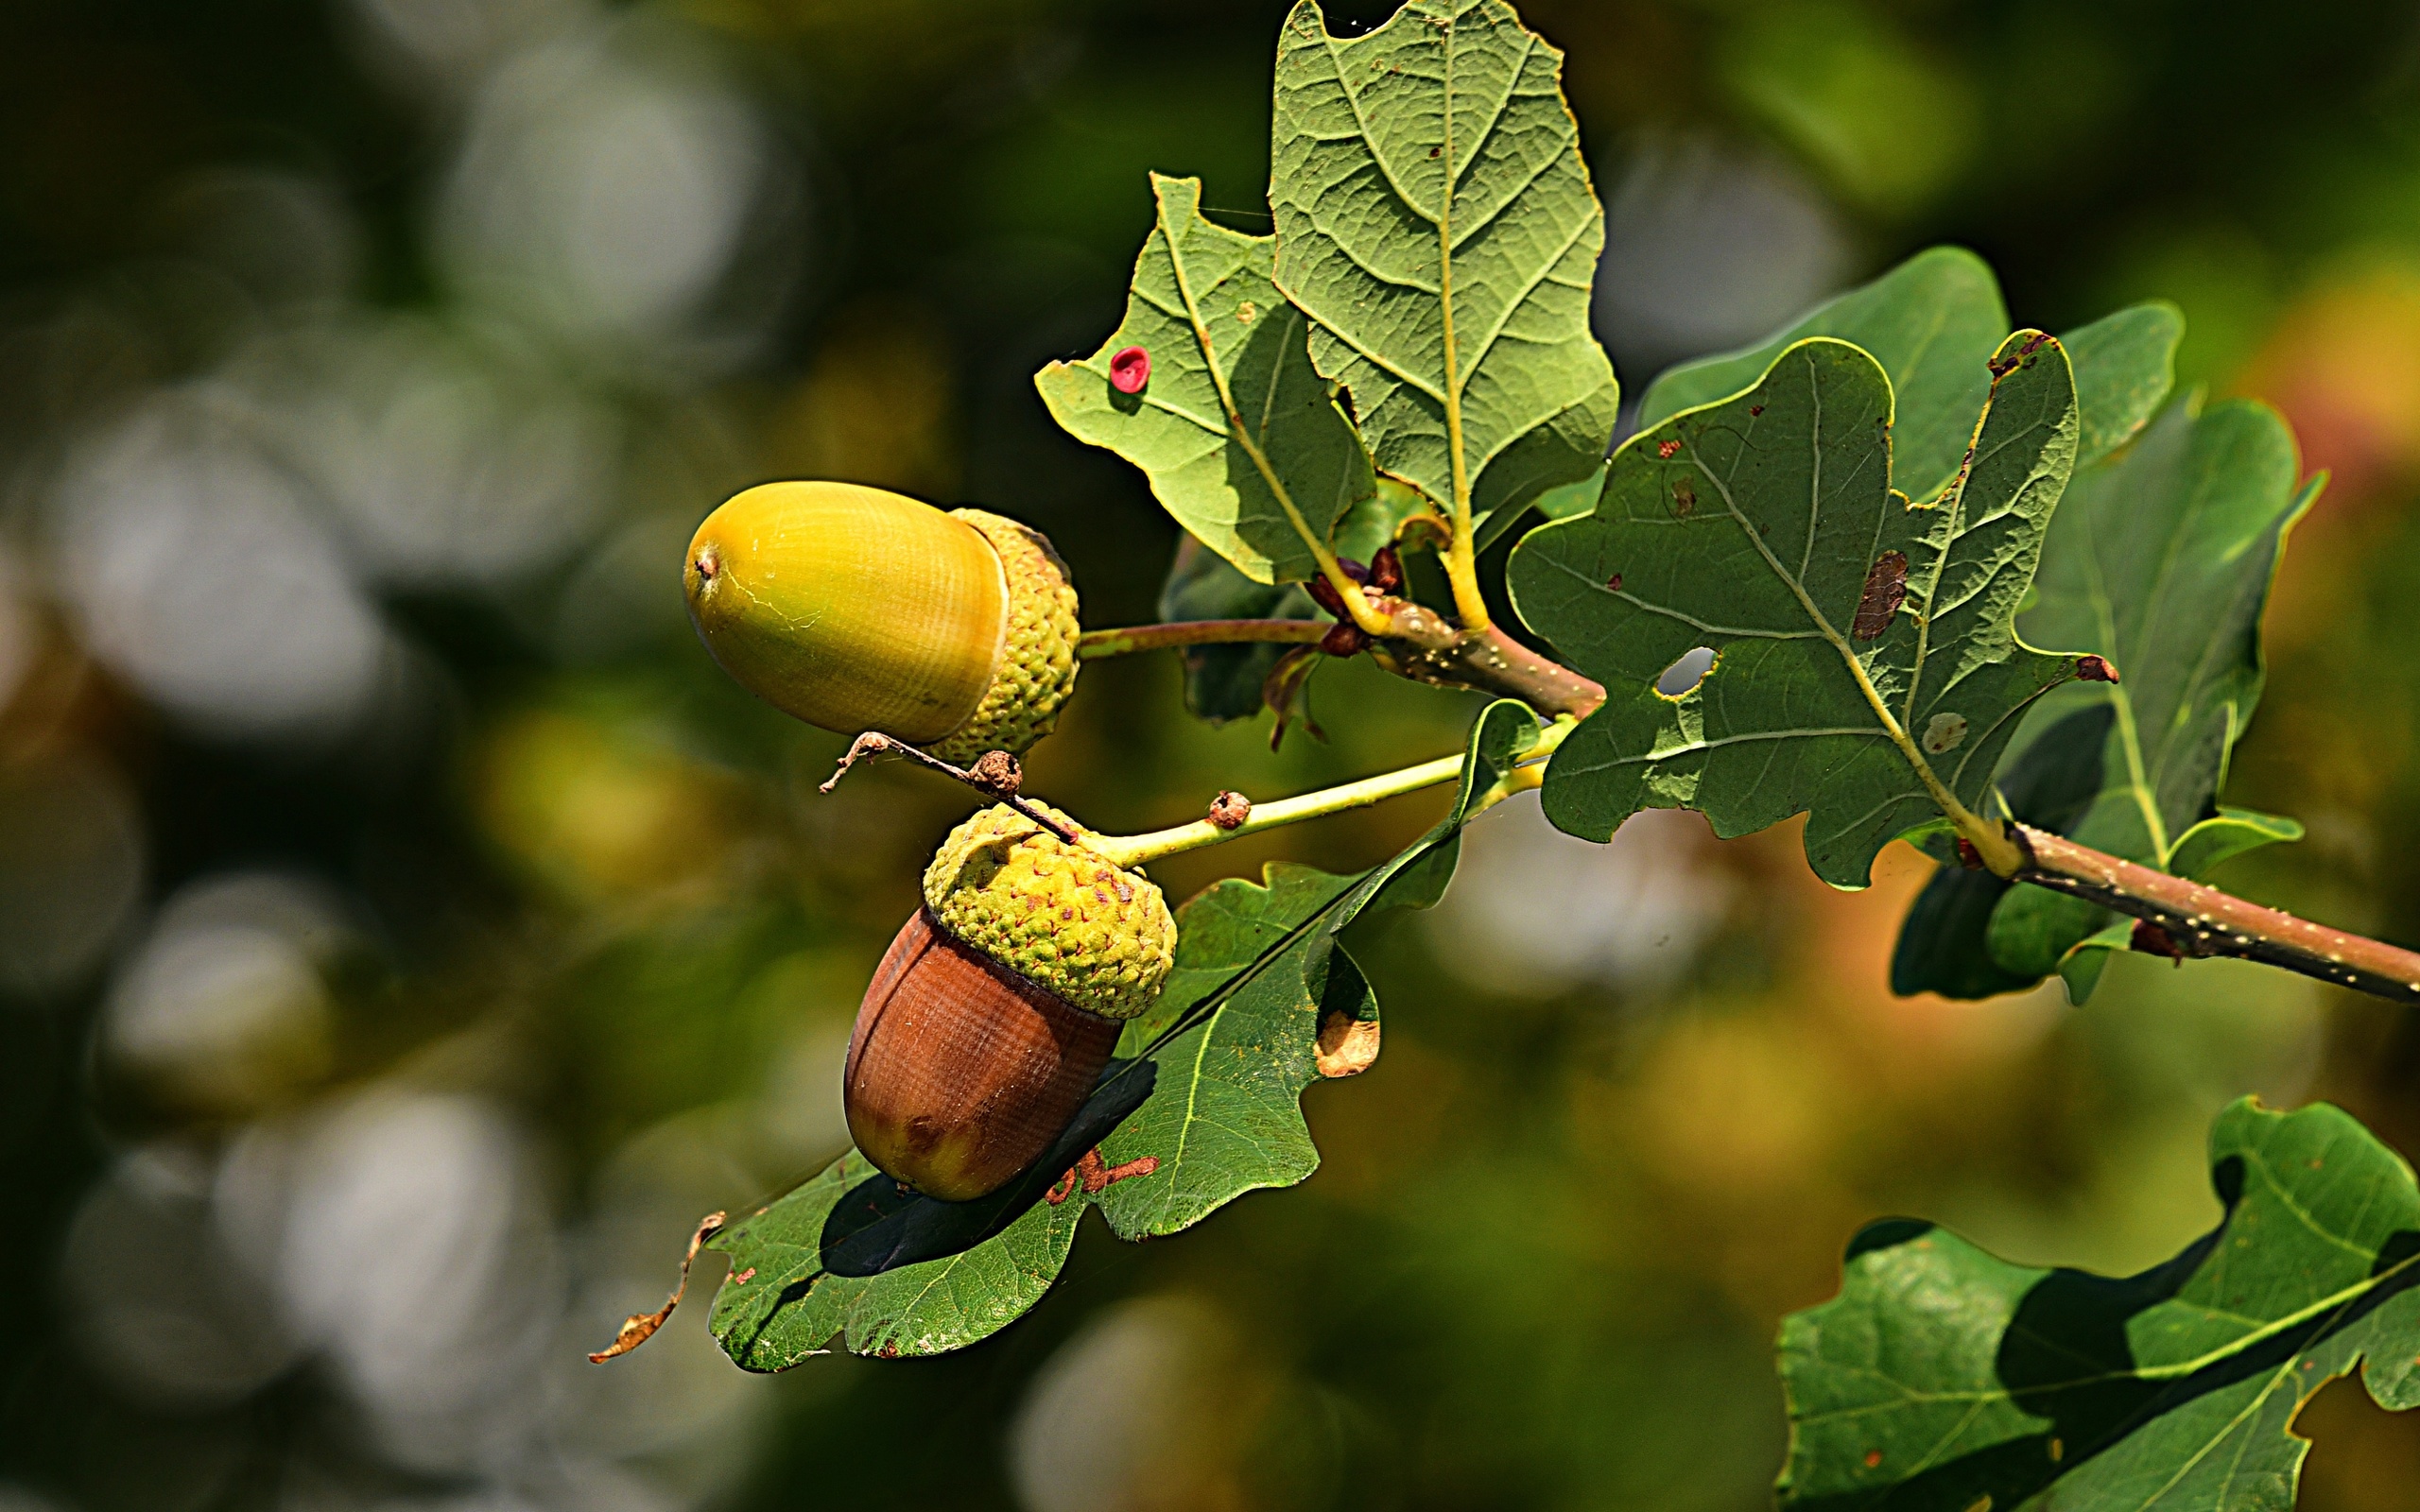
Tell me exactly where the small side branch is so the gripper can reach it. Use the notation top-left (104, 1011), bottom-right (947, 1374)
top-left (1077, 620), bottom-right (1331, 660)
top-left (821, 733), bottom-right (1081, 845)
top-left (2014, 824), bottom-right (2420, 1002)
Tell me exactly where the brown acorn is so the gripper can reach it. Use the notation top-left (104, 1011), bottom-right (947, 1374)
top-left (845, 802), bottom-right (1176, 1201)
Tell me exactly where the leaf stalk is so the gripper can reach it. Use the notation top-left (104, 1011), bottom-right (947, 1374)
top-left (1089, 719), bottom-right (1571, 869)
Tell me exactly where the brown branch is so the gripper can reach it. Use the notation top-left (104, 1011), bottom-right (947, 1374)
top-left (2013, 824), bottom-right (2420, 1002)
top-left (1076, 619), bottom-right (1331, 659)
top-left (1364, 598), bottom-right (1605, 720)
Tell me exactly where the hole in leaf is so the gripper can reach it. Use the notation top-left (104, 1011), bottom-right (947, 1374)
top-left (1657, 646), bottom-right (1716, 697)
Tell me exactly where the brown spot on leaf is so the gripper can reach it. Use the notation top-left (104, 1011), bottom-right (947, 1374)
top-left (1853, 551), bottom-right (1910, 640)
top-left (1046, 1167), bottom-right (1080, 1206)
top-left (2075, 654), bottom-right (2118, 683)
top-left (1050, 1147), bottom-right (1161, 1204)
top-left (589, 1211), bottom-right (727, 1363)
top-left (1749, 404), bottom-right (1765, 417)
top-left (1316, 1009), bottom-right (1382, 1077)
top-left (1670, 479), bottom-right (1697, 518)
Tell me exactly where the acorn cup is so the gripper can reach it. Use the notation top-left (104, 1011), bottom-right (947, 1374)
top-left (847, 802), bottom-right (1176, 1202)
top-left (683, 481), bottom-right (1080, 763)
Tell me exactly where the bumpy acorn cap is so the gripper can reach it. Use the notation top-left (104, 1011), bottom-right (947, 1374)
top-left (922, 802), bottom-right (1176, 1021)
top-left (683, 482), bottom-right (1080, 756)
top-left (931, 509), bottom-right (1080, 764)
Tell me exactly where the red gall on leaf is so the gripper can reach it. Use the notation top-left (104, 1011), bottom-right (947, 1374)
top-left (1109, 345), bottom-right (1150, 394)
top-left (1656, 438), bottom-right (1683, 459)
top-left (1955, 838), bottom-right (1985, 871)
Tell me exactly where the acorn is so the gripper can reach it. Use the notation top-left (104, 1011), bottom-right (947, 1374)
top-left (683, 481), bottom-right (1080, 763)
top-left (846, 802), bottom-right (1176, 1201)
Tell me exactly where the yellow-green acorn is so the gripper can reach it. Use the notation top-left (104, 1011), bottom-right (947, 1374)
top-left (845, 803), bottom-right (1177, 1201)
top-left (683, 481), bottom-right (1080, 763)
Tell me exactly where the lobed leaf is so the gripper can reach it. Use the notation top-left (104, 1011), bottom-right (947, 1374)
top-left (1037, 173), bottom-right (1374, 585)
top-left (1097, 697), bottom-right (1538, 1237)
top-left (1508, 334), bottom-right (2082, 889)
top-left (1641, 248), bottom-right (2179, 503)
top-left (703, 701), bottom-right (1540, 1363)
top-left (1269, 0), bottom-right (1618, 549)
top-left (1893, 396), bottom-right (2317, 1001)
top-left (1640, 248), bottom-right (2007, 503)
top-left (1778, 1099), bottom-right (2420, 1510)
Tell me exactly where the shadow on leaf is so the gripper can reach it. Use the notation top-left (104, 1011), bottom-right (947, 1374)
top-left (817, 1057), bottom-right (1158, 1278)
top-left (1791, 1158), bottom-right (2420, 1511)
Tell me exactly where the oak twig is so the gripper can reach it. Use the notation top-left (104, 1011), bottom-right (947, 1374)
top-left (1077, 619), bottom-right (1332, 659)
top-left (1364, 598), bottom-right (1605, 721)
top-left (2013, 824), bottom-right (2420, 1002)
top-left (821, 733), bottom-right (1080, 845)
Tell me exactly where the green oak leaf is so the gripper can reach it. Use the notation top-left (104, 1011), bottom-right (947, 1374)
top-left (704, 701), bottom-right (1540, 1363)
top-left (1508, 334), bottom-right (2083, 889)
top-left (1037, 172), bottom-right (1373, 584)
top-left (1893, 396), bottom-right (2317, 1001)
top-left (1777, 1098), bottom-right (2420, 1510)
top-left (1098, 697), bottom-right (1539, 1237)
top-left (2065, 300), bottom-right (2186, 466)
top-left (1269, 0), bottom-right (1618, 552)
top-left (1640, 248), bottom-right (2179, 502)
top-left (705, 1144), bottom-right (1090, 1365)
top-left (1641, 248), bottom-right (2005, 503)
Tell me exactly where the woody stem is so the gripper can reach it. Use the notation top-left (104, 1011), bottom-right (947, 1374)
top-left (2012, 824), bottom-right (2420, 1002)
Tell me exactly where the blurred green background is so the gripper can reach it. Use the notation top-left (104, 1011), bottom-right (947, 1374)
top-left (5, 1), bottom-right (2420, 1508)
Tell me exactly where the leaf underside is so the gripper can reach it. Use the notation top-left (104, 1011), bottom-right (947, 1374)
top-left (1777, 1099), bottom-right (2420, 1510)
top-left (1036, 173), bottom-right (1374, 585)
top-left (1270, 0), bottom-right (1618, 549)
top-left (1508, 334), bottom-right (2082, 889)
top-left (1894, 395), bottom-right (2315, 1001)
top-left (704, 701), bottom-right (1541, 1363)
